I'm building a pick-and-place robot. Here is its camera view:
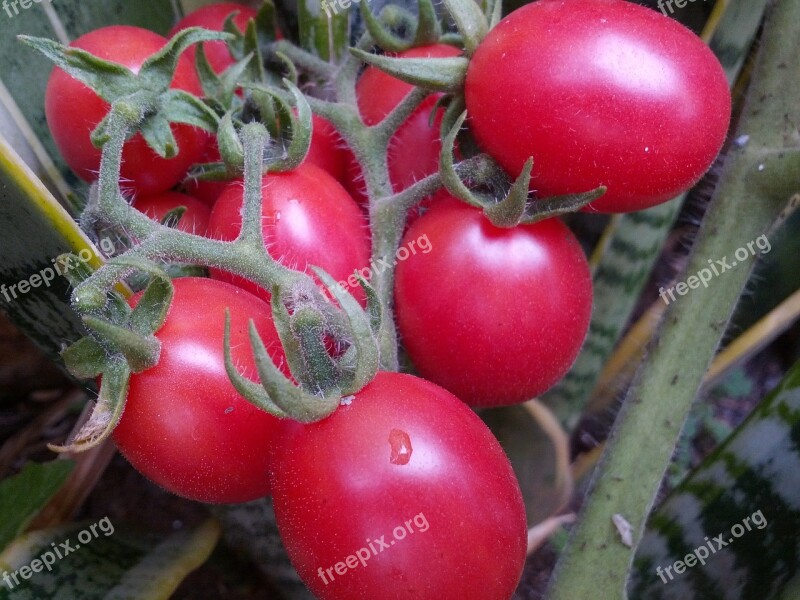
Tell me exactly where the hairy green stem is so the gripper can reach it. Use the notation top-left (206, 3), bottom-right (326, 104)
top-left (238, 124), bottom-right (270, 246)
top-left (79, 113), bottom-right (315, 310)
top-left (545, 1), bottom-right (800, 597)
top-left (272, 40), bottom-right (336, 79)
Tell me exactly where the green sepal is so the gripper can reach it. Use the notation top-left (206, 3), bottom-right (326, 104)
top-left (112, 258), bottom-right (174, 335)
top-left (248, 319), bottom-right (339, 423)
top-left (195, 43), bottom-right (223, 97)
top-left (440, 32), bottom-right (465, 46)
top-left (361, 276), bottom-right (384, 338)
top-left (222, 310), bottom-right (290, 419)
top-left (439, 111), bottom-right (483, 208)
top-left (251, 87), bottom-right (280, 138)
top-left (289, 304), bottom-right (340, 395)
top-left (18, 35), bottom-right (140, 102)
top-left (442, 0), bottom-right (488, 56)
top-left (483, 158), bottom-right (532, 227)
top-left (221, 11), bottom-right (248, 59)
top-left (242, 20), bottom-right (269, 85)
top-left (71, 279), bottom-right (132, 321)
top-left (273, 51), bottom-right (299, 86)
top-left (413, 0), bottom-right (443, 46)
top-left (263, 81), bottom-right (312, 173)
top-left (160, 89), bottom-right (220, 133)
top-left (349, 48), bottom-right (468, 93)
top-left (61, 336), bottom-right (108, 379)
top-left (71, 285), bottom-right (105, 314)
top-left (360, 2), bottom-right (411, 53)
top-left (519, 186), bottom-right (607, 224)
top-left (101, 289), bottom-right (133, 324)
top-left (140, 112), bottom-right (178, 159)
top-left (486, 0), bottom-right (503, 29)
top-left (313, 268), bottom-right (380, 395)
top-left (48, 356), bottom-right (131, 453)
top-left (269, 286), bottom-right (308, 389)
top-left (185, 160), bottom-right (230, 182)
top-left (137, 27), bottom-right (233, 89)
top-left (297, 0), bottom-right (349, 61)
top-left (439, 93), bottom-right (466, 140)
top-left (218, 111), bottom-right (245, 170)
top-left (255, 0), bottom-right (280, 49)
top-left (193, 44), bottom-right (253, 111)
top-left (161, 206), bottom-right (187, 229)
top-left (82, 315), bottom-right (160, 373)
top-left (429, 94), bottom-right (452, 129)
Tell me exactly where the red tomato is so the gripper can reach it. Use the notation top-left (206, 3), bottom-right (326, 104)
top-left (465, 0), bottom-right (731, 213)
top-left (207, 163), bottom-right (370, 301)
top-left (270, 371), bottom-right (527, 600)
top-left (348, 44), bottom-right (463, 204)
top-left (395, 197), bottom-right (592, 406)
top-left (132, 191), bottom-right (211, 235)
top-left (44, 26), bottom-right (207, 196)
top-left (169, 2), bottom-right (257, 75)
top-left (112, 277), bottom-right (286, 503)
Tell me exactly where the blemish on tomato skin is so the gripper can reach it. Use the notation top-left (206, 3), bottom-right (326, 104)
top-left (389, 429), bottom-right (413, 465)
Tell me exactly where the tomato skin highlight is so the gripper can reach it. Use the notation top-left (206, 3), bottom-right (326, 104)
top-left (44, 26), bottom-right (207, 196)
top-left (270, 371), bottom-right (527, 600)
top-left (395, 197), bottom-right (593, 407)
top-left (465, 0), bottom-right (731, 213)
top-left (112, 277), bottom-right (285, 504)
top-left (207, 163), bottom-right (370, 301)
top-left (132, 191), bottom-right (211, 235)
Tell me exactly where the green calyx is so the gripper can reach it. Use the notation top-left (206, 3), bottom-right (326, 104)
top-left (223, 271), bottom-right (382, 424)
top-left (439, 110), bottom-right (607, 227)
top-left (20, 28), bottom-right (230, 159)
top-left (360, 0), bottom-right (443, 52)
top-left (57, 261), bottom-right (175, 454)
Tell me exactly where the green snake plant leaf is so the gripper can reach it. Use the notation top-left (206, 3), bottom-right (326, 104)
top-left (0, 518), bottom-right (220, 599)
top-left (0, 461), bottom-right (75, 553)
top-left (629, 359), bottom-right (800, 600)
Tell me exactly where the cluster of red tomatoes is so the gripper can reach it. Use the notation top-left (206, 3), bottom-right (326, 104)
top-left (43, 1), bottom-right (730, 598)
